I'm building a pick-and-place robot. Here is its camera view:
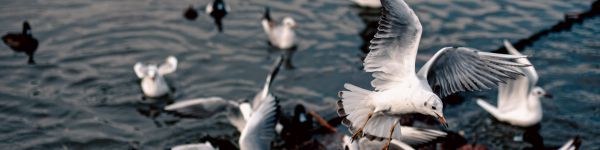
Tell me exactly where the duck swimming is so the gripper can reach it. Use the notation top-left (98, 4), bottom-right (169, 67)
top-left (2, 21), bottom-right (39, 64)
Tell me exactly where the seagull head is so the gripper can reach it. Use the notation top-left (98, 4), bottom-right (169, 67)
top-left (532, 86), bottom-right (552, 99)
top-left (145, 65), bottom-right (159, 81)
top-left (424, 95), bottom-right (448, 128)
top-left (283, 17), bottom-right (297, 28)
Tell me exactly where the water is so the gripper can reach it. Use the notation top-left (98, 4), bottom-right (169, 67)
top-left (0, 0), bottom-right (598, 149)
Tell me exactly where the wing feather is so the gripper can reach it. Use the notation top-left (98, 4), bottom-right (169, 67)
top-left (239, 94), bottom-right (279, 150)
top-left (364, 0), bottom-right (422, 91)
top-left (417, 47), bottom-right (531, 97)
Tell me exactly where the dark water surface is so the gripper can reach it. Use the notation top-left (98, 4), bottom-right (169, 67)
top-left (0, 0), bottom-right (598, 149)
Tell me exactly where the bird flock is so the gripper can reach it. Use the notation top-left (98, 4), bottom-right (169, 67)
top-left (1, 0), bottom-right (584, 149)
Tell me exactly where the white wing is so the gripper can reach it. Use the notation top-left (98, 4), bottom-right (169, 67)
top-left (497, 40), bottom-right (538, 111)
top-left (239, 93), bottom-right (279, 150)
top-left (416, 47), bottom-right (531, 97)
top-left (205, 2), bottom-right (213, 14)
top-left (398, 126), bottom-right (446, 146)
top-left (363, 0), bottom-right (422, 91)
top-left (134, 62), bottom-right (148, 78)
top-left (165, 97), bottom-right (238, 118)
top-left (171, 142), bottom-right (216, 150)
top-left (342, 135), bottom-right (415, 150)
top-left (158, 56), bottom-right (177, 75)
top-left (252, 56), bottom-right (283, 110)
top-left (558, 136), bottom-right (581, 150)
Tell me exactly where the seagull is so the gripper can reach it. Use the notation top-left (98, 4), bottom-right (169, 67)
top-left (342, 126), bottom-right (447, 150)
top-left (336, 0), bottom-right (530, 149)
top-left (134, 56), bottom-right (177, 98)
top-left (165, 56), bottom-right (284, 132)
top-left (183, 5), bottom-right (198, 20)
top-left (350, 0), bottom-right (382, 8)
top-left (261, 7), bottom-right (297, 50)
top-left (476, 40), bottom-right (552, 127)
top-left (558, 136), bottom-right (581, 150)
top-left (206, 0), bottom-right (229, 32)
top-left (2, 21), bottom-right (39, 64)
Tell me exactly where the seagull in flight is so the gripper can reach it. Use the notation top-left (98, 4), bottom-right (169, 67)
top-left (476, 40), bottom-right (552, 127)
top-left (336, 0), bottom-right (531, 149)
top-left (262, 7), bottom-right (297, 50)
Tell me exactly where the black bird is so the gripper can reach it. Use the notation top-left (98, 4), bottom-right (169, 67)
top-left (183, 5), bottom-right (198, 20)
top-left (2, 21), bottom-right (39, 64)
top-left (206, 0), bottom-right (228, 32)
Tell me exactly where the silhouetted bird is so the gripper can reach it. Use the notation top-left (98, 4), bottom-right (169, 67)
top-left (206, 0), bottom-right (228, 32)
top-left (2, 21), bottom-right (39, 64)
top-left (183, 5), bottom-right (198, 20)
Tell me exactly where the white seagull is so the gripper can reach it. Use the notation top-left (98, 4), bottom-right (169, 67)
top-left (336, 0), bottom-right (530, 149)
top-left (134, 56), bottom-right (177, 97)
top-left (165, 56), bottom-right (284, 132)
top-left (476, 40), bottom-right (552, 127)
top-left (261, 7), bottom-right (297, 50)
top-left (350, 0), bottom-right (382, 8)
top-left (343, 126), bottom-right (447, 150)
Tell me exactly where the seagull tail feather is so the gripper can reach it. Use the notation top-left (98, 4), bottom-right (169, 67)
top-left (476, 99), bottom-right (503, 119)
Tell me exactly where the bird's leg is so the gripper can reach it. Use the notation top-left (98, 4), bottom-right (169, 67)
top-left (382, 120), bottom-right (399, 150)
top-left (351, 112), bottom-right (374, 141)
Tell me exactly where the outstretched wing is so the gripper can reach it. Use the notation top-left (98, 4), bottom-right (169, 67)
top-left (133, 62), bottom-right (148, 78)
top-left (252, 56), bottom-right (283, 110)
top-left (158, 56), bottom-right (177, 75)
top-left (417, 47), bottom-right (531, 97)
top-left (398, 126), bottom-right (446, 146)
top-left (364, 0), bottom-right (422, 91)
top-left (165, 97), bottom-right (238, 118)
top-left (239, 92), bottom-right (279, 150)
top-left (497, 40), bottom-right (538, 111)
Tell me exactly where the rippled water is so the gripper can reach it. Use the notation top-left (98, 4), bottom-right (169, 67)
top-left (0, 0), bottom-right (598, 149)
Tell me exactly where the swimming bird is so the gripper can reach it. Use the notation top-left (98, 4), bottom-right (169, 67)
top-left (476, 40), bottom-right (552, 127)
top-left (342, 126), bottom-right (447, 150)
top-left (261, 7), bottom-right (297, 50)
top-left (134, 56), bottom-right (177, 98)
top-left (206, 0), bottom-right (229, 32)
top-left (183, 5), bottom-right (198, 20)
top-left (2, 21), bottom-right (39, 64)
top-left (350, 0), bottom-right (382, 8)
top-left (336, 0), bottom-right (530, 149)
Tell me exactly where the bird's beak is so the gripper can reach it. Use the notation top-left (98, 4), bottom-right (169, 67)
top-left (544, 93), bottom-right (553, 99)
top-left (434, 112), bottom-right (448, 128)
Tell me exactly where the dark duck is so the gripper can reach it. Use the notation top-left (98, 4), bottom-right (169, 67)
top-left (205, 0), bottom-right (228, 32)
top-left (2, 21), bottom-right (39, 64)
top-left (183, 5), bottom-right (198, 20)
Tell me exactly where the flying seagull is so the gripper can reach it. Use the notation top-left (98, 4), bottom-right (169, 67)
top-left (262, 7), bottom-right (297, 50)
top-left (477, 40), bottom-right (552, 127)
top-left (336, 0), bottom-right (530, 149)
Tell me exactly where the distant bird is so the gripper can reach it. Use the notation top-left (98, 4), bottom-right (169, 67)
top-left (342, 126), bottom-right (447, 150)
top-left (183, 5), bottom-right (198, 20)
top-left (2, 21), bottom-right (39, 64)
top-left (262, 7), bottom-right (297, 50)
top-left (558, 136), bottom-right (581, 150)
top-left (134, 56), bottom-right (178, 98)
top-left (279, 104), bottom-right (338, 148)
top-left (206, 0), bottom-right (229, 32)
top-left (477, 40), bottom-right (552, 127)
top-left (336, 0), bottom-right (530, 149)
top-left (350, 0), bottom-right (382, 8)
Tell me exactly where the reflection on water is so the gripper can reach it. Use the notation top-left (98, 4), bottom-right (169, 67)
top-left (0, 0), bottom-right (598, 149)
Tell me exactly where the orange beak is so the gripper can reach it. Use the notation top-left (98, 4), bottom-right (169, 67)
top-left (434, 112), bottom-right (448, 128)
